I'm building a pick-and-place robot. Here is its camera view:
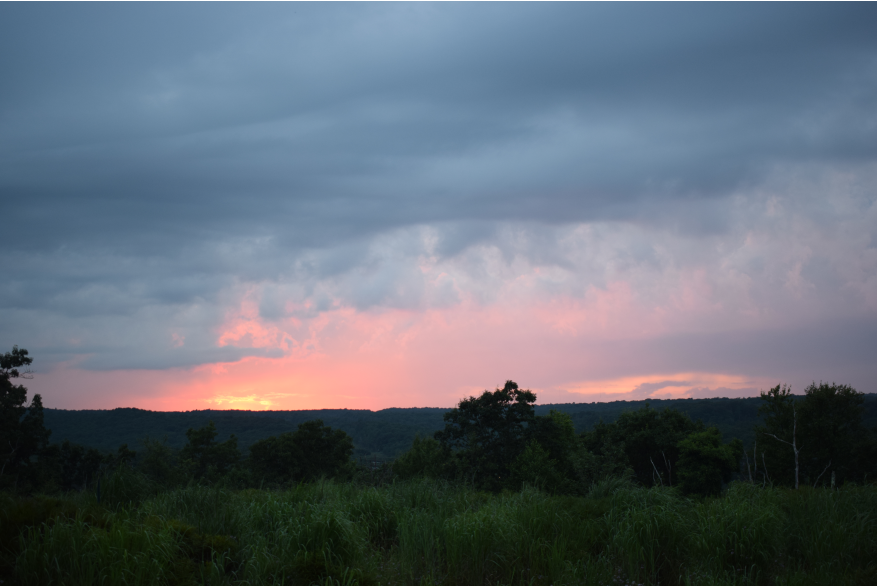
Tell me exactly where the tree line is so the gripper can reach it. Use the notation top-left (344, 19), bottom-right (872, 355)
top-left (394, 379), bottom-right (877, 495)
top-left (3, 346), bottom-right (876, 496)
top-left (1, 347), bottom-right (357, 492)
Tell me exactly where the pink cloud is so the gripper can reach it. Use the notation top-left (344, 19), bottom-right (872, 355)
top-left (30, 288), bottom-right (782, 411)
top-left (25, 178), bottom-right (877, 411)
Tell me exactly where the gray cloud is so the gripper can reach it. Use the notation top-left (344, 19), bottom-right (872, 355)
top-left (2, 3), bottom-right (876, 376)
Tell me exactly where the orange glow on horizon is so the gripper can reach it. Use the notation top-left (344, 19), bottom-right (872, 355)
top-left (28, 282), bottom-right (781, 411)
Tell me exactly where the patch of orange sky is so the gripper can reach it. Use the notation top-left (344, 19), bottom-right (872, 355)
top-left (31, 276), bottom-right (776, 411)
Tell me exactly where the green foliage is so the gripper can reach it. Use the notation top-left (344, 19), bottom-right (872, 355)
top-left (428, 395), bottom-right (592, 493)
top-left (528, 410), bottom-right (586, 488)
top-left (755, 383), bottom-right (798, 487)
top-left (38, 395), bottom-right (877, 463)
top-left (28, 439), bottom-right (140, 496)
top-left (5, 480), bottom-right (877, 585)
top-left (180, 421), bottom-right (241, 481)
top-left (16, 515), bottom-right (183, 585)
top-left (42, 406), bottom-right (450, 461)
top-left (563, 396), bottom-right (768, 445)
top-left (65, 441), bottom-right (102, 489)
top-left (578, 423), bottom-right (632, 483)
top-left (756, 382), bottom-right (877, 488)
top-left (509, 439), bottom-right (565, 491)
top-left (392, 435), bottom-right (447, 480)
top-left (586, 474), bottom-right (636, 499)
top-left (248, 431), bottom-right (302, 485)
top-left (606, 487), bottom-right (689, 584)
top-left (582, 404), bottom-right (703, 487)
top-left (677, 428), bottom-right (739, 496)
top-left (0, 346), bottom-right (33, 379)
top-left (114, 443), bottom-right (137, 467)
top-left (798, 381), bottom-right (868, 485)
top-left (99, 465), bottom-right (160, 508)
top-left (0, 493), bottom-right (74, 581)
top-left (249, 419), bottom-right (354, 485)
top-left (139, 437), bottom-right (187, 487)
top-left (9, 363), bottom-right (877, 584)
top-left (0, 346), bottom-right (50, 491)
top-left (289, 420), bottom-right (355, 482)
top-left (435, 380), bottom-right (537, 490)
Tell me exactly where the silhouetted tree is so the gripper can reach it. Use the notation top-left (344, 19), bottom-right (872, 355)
top-left (139, 436), bottom-right (186, 487)
top-left (798, 382), bottom-right (868, 486)
top-left (518, 410), bottom-right (592, 493)
top-left (758, 382), bottom-right (876, 488)
top-left (249, 431), bottom-right (302, 484)
top-left (41, 440), bottom-right (104, 492)
top-left (582, 404), bottom-right (703, 487)
top-left (676, 428), bottom-right (739, 496)
top-left (757, 384), bottom-right (803, 488)
top-left (180, 421), bottom-right (240, 480)
top-left (1, 346), bottom-right (50, 491)
top-left (249, 419), bottom-right (354, 483)
top-left (435, 380), bottom-right (536, 490)
top-left (392, 435), bottom-right (446, 480)
top-left (290, 419), bottom-right (354, 481)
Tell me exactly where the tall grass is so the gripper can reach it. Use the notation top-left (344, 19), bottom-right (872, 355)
top-left (4, 478), bottom-right (876, 585)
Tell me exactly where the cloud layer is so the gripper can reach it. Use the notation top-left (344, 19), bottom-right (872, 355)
top-left (2, 4), bottom-right (876, 408)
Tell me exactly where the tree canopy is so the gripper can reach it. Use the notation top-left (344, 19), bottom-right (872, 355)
top-left (4, 362), bottom-right (877, 497)
top-left (1, 347), bottom-right (50, 490)
top-left (676, 428), bottom-right (740, 496)
top-left (757, 382), bottom-right (875, 488)
top-left (435, 380), bottom-right (537, 490)
top-left (180, 421), bottom-right (240, 480)
top-left (582, 404), bottom-right (706, 488)
top-left (249, 419), bottom-right (354, 484)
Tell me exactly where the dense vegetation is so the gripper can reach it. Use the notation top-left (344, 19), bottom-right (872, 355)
top-left (41, 396), bottom-right (877, 460)
top-left (3, 347), bottom-right (877, 584)
top-left (5, 478), bottom-right (877, 585)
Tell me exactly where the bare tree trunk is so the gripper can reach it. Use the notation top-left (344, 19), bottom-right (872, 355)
top-left (650, 457), bottom-right (663, 487)
top-left (764, 402), bottom-right (801, 489)
top-left (745, 450), bottom-right (753, 483)
top-left (813, 460), bottom-right (831, 489)
top-left (661, 450), bottom-right (672, 486)
top-left (1, 440), bottom-right (18, 478)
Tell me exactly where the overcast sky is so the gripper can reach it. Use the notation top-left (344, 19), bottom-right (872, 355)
top-left (2, 3), bottom-right (876, 410)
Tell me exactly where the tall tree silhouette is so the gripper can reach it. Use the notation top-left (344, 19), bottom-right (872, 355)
top-left (1, 346), bottom-right (50, 490)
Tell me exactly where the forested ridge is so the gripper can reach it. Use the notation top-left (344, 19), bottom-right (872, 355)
top-left (5, 346), bottom-right (877, 585)
top-left (42, 394), bottom-right (877, 459)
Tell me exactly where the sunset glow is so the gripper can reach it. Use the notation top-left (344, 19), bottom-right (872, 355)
top-left (5, 3), bottom-right (877, 411)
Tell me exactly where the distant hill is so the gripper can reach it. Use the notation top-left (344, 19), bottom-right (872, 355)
top-left (43, 394), bottom-right (877, 460)
top-left (42, 407), bottom-right (449, 460)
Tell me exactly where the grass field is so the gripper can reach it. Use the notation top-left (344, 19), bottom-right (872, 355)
top-left (2, 471), bottom-right (876, 585)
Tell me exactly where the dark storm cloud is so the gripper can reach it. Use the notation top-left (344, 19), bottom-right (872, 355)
top-left (2, 3), bottom-right (876, 371)
top-left (3, 3), bottom-right (876, 242)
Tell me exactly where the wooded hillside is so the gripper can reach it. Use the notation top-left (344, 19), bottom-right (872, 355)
top-left (43, 394), bottom-right (877, 460)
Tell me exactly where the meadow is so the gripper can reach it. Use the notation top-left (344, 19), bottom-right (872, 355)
top-left (5, 355), bottom-right (877, 586)
top-left (3, 470), bottom-right (876, 586)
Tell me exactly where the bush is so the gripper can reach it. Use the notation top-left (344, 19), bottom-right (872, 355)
top-left (4, 480), bottom-right (877, 585)
top-left (249, 420), bottom-right (354, 485)
top-left (677, 428), bottom-right (738, 496)
top-left (510, 440), bottom-right (565, 492)
top-left (99, 465), bottom-right (160, 508)
top-left (393, 435), bottom-right (446, 480)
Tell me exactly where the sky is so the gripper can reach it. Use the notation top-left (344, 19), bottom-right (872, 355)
top-left (2, 3), bottom-right (876, 411)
